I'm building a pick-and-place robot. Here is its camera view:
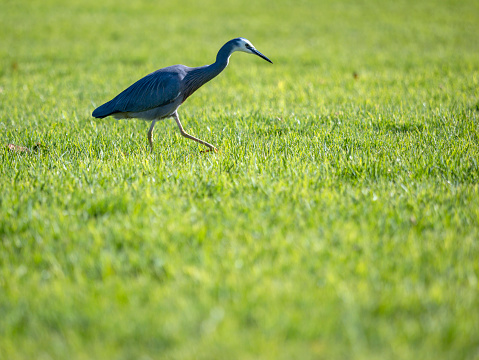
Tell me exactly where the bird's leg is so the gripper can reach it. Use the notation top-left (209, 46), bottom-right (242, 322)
top-left (147, 120), bottom-right (156, 152)
top-left (172, 112), bottom-right (218, 153)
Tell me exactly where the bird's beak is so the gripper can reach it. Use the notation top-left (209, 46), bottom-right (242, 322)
top-left (252, 48), bottom-right (273, 64)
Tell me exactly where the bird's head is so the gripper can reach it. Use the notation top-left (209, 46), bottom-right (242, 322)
top-left (233, 38), bottom-right (273, 64)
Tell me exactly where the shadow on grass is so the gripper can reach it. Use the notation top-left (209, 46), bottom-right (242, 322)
top-left (374, 122), bottom-right (424, 134)
top-left (5, 142), bottom-right (47, 154)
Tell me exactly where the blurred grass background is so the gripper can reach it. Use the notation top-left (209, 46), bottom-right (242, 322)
top-left (1, 0), bottom-right (479, 359)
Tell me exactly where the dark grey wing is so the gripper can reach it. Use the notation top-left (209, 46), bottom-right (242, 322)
top-left (92, 69), bottom-right (182, 118)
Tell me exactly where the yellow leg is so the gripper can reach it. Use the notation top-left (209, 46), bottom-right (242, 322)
top-left (172, 112), bottom-right (217, 153)
top-left (147, 120), bottom-right (156, 152)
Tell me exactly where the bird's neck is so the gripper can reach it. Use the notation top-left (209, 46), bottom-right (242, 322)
top-left (181, 42), bottom-right (234, 102)
top-left (184, 62), bottom-right (225, 96)
top-left (191, 40), bottom-right (236, 83)
top-left (214, 41), bottom-right (235, 70)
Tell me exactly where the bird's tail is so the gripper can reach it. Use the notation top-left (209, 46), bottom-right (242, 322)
top-left (92, 100), bottom-right (117, 119)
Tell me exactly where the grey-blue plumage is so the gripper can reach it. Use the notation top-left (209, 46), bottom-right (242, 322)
top-left (92, 37), bottom-right (272, 152)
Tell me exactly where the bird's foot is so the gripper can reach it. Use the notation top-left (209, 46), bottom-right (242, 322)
top-left (200, 147), bottom-right (218, 154)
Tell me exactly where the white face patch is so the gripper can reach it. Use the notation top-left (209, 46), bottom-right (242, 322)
top-left (236, 38), bottom-right (255, 53)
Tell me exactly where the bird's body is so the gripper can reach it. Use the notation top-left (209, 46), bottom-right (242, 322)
top-left (92, 38), bottom-right (272, 152)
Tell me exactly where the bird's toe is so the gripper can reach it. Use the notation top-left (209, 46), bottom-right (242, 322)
top-left (200, 147), bottom-right (218, 154)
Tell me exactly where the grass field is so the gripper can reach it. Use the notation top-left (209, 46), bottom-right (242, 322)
top-left (1, 0), bottom-right (479, 358)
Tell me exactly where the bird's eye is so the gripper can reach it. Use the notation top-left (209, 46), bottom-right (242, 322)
top-left (245, 44), bottom-right (251, 49)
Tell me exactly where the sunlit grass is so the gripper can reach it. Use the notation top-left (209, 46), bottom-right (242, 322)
top-left (1, 0), bottom-right (478, 359)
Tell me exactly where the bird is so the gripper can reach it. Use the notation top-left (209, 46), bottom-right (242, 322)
top-left (92, 37), bottom-right (272, 153)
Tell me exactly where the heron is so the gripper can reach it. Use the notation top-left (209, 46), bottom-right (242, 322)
top-left (92, 37), bottom-right (272, 153)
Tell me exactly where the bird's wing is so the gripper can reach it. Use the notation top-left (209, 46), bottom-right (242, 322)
top-left (102, 69), bottom-right (182, 116)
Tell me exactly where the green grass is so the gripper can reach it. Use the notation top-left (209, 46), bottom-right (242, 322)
top-left (1, 0), bottom-right (479, 359)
